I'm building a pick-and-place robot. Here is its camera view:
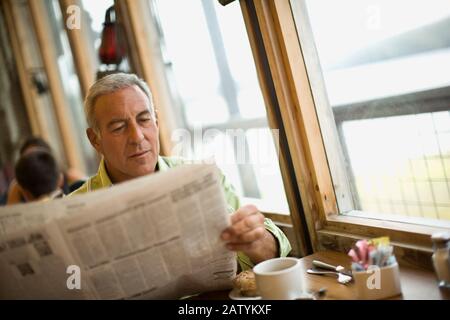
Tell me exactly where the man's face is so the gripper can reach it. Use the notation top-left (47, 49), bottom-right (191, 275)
top-left (87, 85), bottom-right (160, 183)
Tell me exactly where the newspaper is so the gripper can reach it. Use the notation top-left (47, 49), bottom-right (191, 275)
top-left (0, 164), bottom-right (237, 299)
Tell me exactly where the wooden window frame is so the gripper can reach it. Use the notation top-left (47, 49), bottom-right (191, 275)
top-left (28, 0), bottom-right (85, 174)
top-left (2, 0), bottom-right (48, 139)
top-left (240, 0), bottom-right (450, 266)
top-left (58, 0), bottom-right (97, 98)
top-left (4, 0), bottom-right (87, 174)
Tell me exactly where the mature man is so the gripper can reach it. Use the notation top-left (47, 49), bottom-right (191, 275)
top-left (71, 73), bottom-right (291, 271)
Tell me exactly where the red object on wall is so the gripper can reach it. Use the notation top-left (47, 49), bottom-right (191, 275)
top-left (98, 6), bottom-right (125, 65)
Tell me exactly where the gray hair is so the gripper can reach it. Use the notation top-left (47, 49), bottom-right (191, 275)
top-left (84, 73), bottom-right (155, 131)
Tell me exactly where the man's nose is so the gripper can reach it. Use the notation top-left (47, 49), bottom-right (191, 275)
top-left (128, 122), bottom-right (144, 143)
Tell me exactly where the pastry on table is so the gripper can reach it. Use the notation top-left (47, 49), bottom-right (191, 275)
top-left (232, 270), bottom-right (259, 297)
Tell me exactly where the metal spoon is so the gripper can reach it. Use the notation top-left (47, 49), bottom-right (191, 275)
top-left (306, 268), bottom-right (353, 284)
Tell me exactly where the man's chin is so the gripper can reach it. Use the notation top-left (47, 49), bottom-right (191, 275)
top-left (127, 163), bottom-right (157, 178)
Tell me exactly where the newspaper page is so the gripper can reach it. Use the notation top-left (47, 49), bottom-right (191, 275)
top-left (0, 163), bottom-right (237, 299)
top-left (0, 218), bottom-right (92, 299)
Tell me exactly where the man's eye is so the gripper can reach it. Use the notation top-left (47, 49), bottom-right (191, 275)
top-left (139, 118), bottom-right (151, 123)
top-left (112, 126), bottom-right (125, 132)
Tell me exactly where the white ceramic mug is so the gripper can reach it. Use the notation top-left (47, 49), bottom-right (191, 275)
top-left (253, 257), bottom-right (304, 300)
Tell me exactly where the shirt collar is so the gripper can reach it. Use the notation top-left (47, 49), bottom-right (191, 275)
top-left (98, 155), bottom-right (166, 188)
top-left (98, 157), bottom-right (113, 188)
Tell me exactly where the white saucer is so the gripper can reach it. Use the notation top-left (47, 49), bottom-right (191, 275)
top-left (228, 288), bottom-right (261, 300)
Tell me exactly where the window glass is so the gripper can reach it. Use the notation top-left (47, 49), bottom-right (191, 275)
top-left (81, 0), bottom-right (114, 70)
top-left (152, 0), bottom-right (288, 212)
top-left (293, 0), bottom-right (450, 222)
top-left (49, 0), bottom-right (97, 174)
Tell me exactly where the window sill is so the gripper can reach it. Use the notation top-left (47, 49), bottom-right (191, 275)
top-left (323, 211), bottom-right (450, 250)
top-left (343, 210), bottom-right (450, 229)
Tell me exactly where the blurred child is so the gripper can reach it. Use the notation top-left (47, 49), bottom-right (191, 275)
top-left (6, 136), bottom-right (85, 204)
top-left (14, 150), bottom-right (64, 202)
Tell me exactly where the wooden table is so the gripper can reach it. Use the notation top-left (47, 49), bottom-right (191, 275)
top-left (194, 251), bottom-right (450, 300)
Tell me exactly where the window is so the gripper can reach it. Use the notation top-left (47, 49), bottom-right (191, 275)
top-left (5, 0), bottom-right (66, 166)
top-left (81, 0), bottom-right (131, 77)
top-left (4, 0), bottom-right (102, 176)
top-left (80, 0), bottom-right (114, 72)
top-left (48, 0), bottom-right (97, 174)
top-left (241, 0), bottom-right (450, 256)
top-left (151, 0), bottom-right (288, 213)
top-left (292, 0), bottom-right (450, 225)
top-left (0, 4), bottom-right (31, 193)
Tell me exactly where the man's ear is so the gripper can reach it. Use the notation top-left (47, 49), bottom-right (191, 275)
top-left (86, 128), bottom-right (102, 154)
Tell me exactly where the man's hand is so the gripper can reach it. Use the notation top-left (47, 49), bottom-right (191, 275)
top-left (221, 204), bottom-right (279, 264)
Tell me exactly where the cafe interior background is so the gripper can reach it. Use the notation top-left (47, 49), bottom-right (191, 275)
top-left (0, 0), bottom-right (449, 288)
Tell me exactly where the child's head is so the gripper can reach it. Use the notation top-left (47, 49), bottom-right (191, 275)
top-left (15, 150), bottom-right (62, 201)
top-left (19, 136), bottom-right (51, 156)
